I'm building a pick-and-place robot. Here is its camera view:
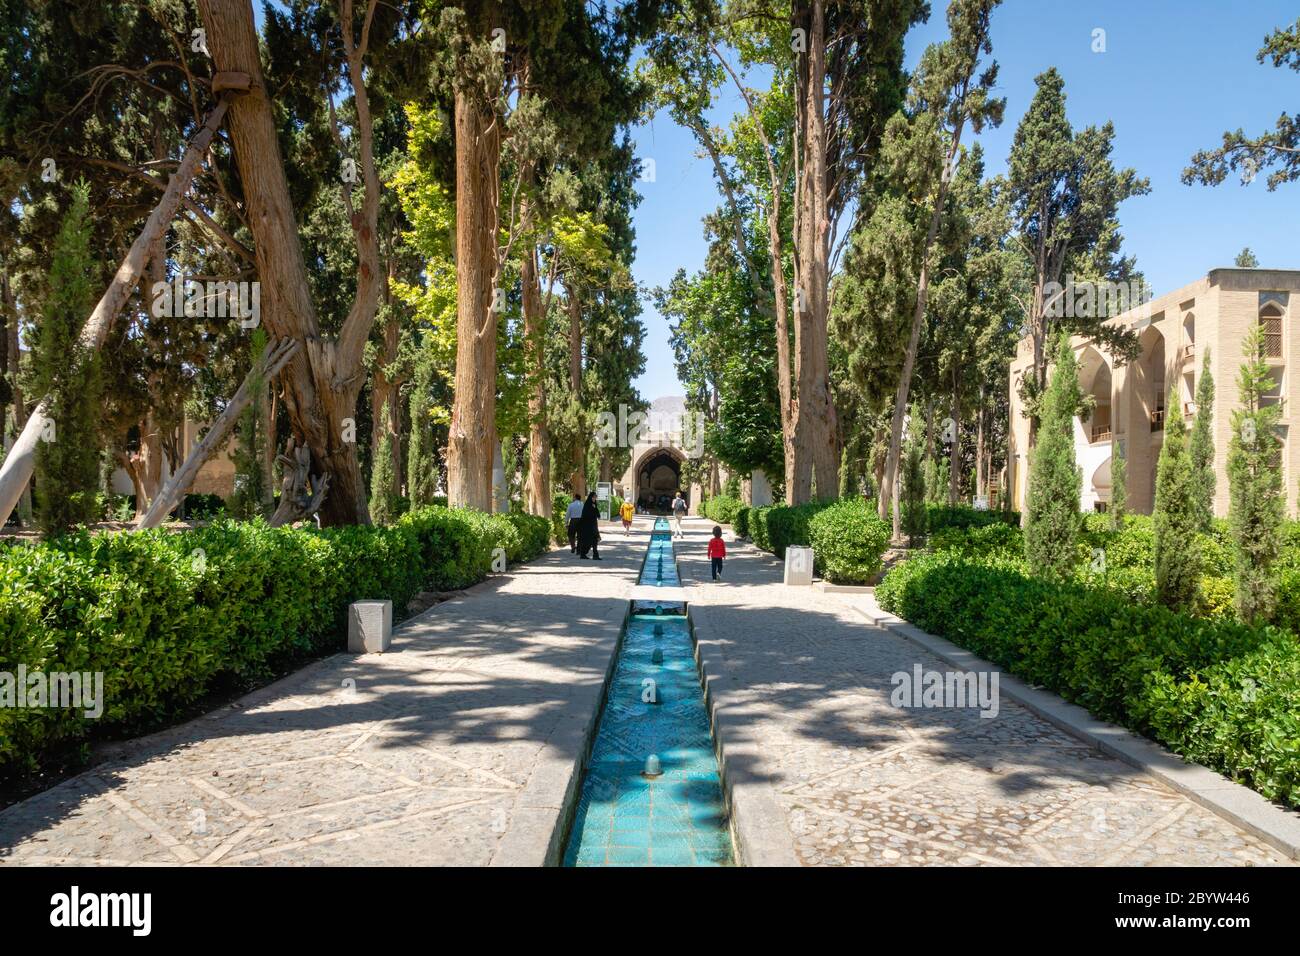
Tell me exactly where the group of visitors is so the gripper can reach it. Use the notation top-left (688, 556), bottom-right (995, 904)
top-left (565, 490), bottom-right (725, 579)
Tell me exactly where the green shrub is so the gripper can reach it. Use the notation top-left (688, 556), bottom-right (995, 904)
top-left (506, 511), bottom-right (552, 561)
top-left (876, 552), bottom-right (1300, 807)
top-left (734, 506), bottom-right (750, 539)
top-left (0, 505), bottom-right (549, 777)
top-left (750, 505), bottom-right (773, 551)
top-left (808, 499), bottom-right (889, 584)
top-left (926, 505), bottom-right (1021, 533)
top-left (701, 495), bottom-right (743, 525)
top-left (745, 501), bottom-right (831, 558)
top-left (929, 522), bottom-right (1023, 561)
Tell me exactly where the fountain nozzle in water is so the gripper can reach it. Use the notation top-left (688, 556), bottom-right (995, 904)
top-left (643, 754), bottom-right (663, 777)
top-left (653, 623), bottom-right (664, 637)
top-left (651, 648), bottom-right (664, 664)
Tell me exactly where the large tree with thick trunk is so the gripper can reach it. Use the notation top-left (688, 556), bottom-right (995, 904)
top-left (197, 0), bottom-right (383, 525)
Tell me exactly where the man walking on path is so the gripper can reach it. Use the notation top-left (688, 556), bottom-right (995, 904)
top-left (620, 498), bottom-right (635, 535)
top-left (671, 491), bottom-right (687, 539)
top-left (565, 493), bottom-right (583, 553)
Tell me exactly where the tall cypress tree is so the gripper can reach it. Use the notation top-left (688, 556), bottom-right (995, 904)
top-left (369, 399), bottom-right (400, 525)
top-left (1189, 349), bottom-right (1216, 531)
top-left (406, 353), bottom-right (440, 508)
top-left (1228, 325), bottom-right (1284, 624)
top-left (1024, 334), bottom-right (1082, 577)
top-left (900, 419), bottom-right (928, 547)
top-left (1153, 392), bottom-right (1201, 611)
top-left (33, 181), bottom-right (102, 536)
top-left (1109, 440), bottom-right (1127, 529)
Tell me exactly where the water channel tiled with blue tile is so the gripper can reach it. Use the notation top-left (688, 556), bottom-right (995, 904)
top-left (561, 521), bottom-right (734, 866)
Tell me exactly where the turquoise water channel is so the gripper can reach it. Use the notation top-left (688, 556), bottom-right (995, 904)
top-left (561, 518), bottom-right (735, 866)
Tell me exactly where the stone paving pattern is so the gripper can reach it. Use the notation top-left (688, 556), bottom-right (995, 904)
top-left (677, 520), bottom-right (1291, 867)
top-left (0, 530), bottom-right (644, 866)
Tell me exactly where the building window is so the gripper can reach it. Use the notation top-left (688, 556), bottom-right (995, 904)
top-left (1260, 292), bottom-right (1288, 360)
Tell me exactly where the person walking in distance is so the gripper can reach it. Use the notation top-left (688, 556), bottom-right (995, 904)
top-left (708, 525), bottom-right (726, 580)
top-left (565, 493), bottom-right (583, 554)
top-left (619, 497), bottom-right (635, 536)
top-left (671, 491), bottom-right (687, 539)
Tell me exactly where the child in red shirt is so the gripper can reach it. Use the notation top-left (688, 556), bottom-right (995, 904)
top-left (708, 525), bottom-right (726, 580)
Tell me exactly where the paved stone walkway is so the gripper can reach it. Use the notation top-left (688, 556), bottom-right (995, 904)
top-left (0, 524), bottom-right (646, 866)
top-left (676, 518), bottom-right (1291, 867)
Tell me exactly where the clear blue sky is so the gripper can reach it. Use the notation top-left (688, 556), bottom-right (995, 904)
top-left (629, 0), bottom-right (1300, 400)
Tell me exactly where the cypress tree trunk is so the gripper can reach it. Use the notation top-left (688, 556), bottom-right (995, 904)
top-left (445, 79), bottom-right (501, 511)
top-left (566, 285), bottom-right (586, 497)
top-left (521, 192), bottom-right (550, 517)
top-left (791, 0), bottom-right (838, 502)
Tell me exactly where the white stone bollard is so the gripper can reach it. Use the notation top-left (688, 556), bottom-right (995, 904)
top-left (349, 600), bottom-right (392, 653)
top-left (784, 546), bottom-right (814, 586)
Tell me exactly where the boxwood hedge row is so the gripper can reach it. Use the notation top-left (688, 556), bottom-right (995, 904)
top-left (0, 506), bottom-right (552, 776)
top-left (876, 551), bottom-right (1300, 808)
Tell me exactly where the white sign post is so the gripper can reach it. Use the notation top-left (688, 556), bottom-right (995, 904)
top-left (596, 481), bottom-right (612, 522)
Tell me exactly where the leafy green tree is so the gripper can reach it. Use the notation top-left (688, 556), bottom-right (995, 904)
top-left (369, 400), bottom-right (400, 524)
top-left (1235, 248), bottom-right (1260, 268)
top-left (1153, 395), bottom-right (1201, 612)
top-left (1024, 334), bottom-right (1082, 577)
top-left (1109, 440), bottom-right (1127, 529)
top-left (876, 0), bottom-right (1004, 529)
top-left (1228, 325), bottom-right (1284, 624)
top-left (32, 182), bottom-right (101, 536)
top-left (1189, 349), bottom-right (1216, 531)
top-left (1185, 19), bottom-right (1300, 191)
top-left (1007, 68), bottom-right (1149, 442)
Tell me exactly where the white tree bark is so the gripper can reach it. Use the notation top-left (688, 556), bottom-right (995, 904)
top-left (0, 100), bottom-right (232, 528)
top-left (135, 338), bottom-right (298, 528)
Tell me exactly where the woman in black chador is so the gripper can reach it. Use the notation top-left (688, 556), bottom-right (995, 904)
top-left (577, 491), bottom-right (602, 560)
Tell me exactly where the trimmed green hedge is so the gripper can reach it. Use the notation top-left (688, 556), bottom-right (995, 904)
top-left (876, 552), bottom-right (1300, 808)
top-left (807, 499), bottom-right (890, 584)
top-left (746, 501), bottom-right (833, 558)
top-left (734, 506), bottom-right (750, 539)
top-left (0, 505), bottom-right (551, 776)
top-left (701, 495), bottom-right (744, 525)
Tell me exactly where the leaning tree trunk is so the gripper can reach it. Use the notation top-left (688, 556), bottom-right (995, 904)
top-left (445, 83), bottom-right (501, 511)
top-left (0, 98), bottom-right (231, 528)
top-left (198, 0), bottom-right (382, 526)
top-left (0, 265), bottom-right (10, 458)
top-left (6, 294), bottom-right (29, 523)
top-left (137, 338), bottom-right (299, 527)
